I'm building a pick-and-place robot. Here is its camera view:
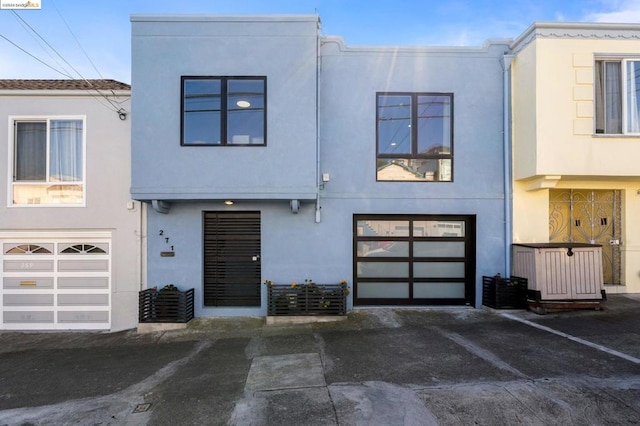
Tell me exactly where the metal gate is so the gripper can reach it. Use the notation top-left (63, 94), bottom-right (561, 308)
top-left (203, 211), bottom-right (261, 306)
top-left (549, 189), bottom-right (622, 285)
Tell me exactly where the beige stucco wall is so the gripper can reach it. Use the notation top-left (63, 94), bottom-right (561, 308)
top-left (513, 180), bottom-right (640, 293)
top-left (511, 39), bottom-right (537, 180)
top-left (515, 37), bottom-right (640, 179)
top-left (512, 30), bottom-right (640, 294)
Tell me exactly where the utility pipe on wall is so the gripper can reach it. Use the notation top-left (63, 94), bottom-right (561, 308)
top-left (502, 54), bottom-right (515, 277)
top-left (315, 17), bottom-right (323, 223)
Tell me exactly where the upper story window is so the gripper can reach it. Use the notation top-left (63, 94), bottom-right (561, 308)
top-left (10, 117), bottom-right (85, 206)
top-left (595, 59), bottom-right (640, 135)
top-left (181, 76), bottom-right (266, 146)
top-left (376, 93), bottom-right (453, 182)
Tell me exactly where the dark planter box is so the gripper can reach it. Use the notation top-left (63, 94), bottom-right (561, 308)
top-left (139, 288), bottom-right (195, 323)
top-left (482, 276), bottom-right (528, 309)
top-left (267, 283), bottom-right (347, 316)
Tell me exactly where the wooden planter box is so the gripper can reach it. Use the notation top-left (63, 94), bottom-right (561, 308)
top-left (267, 283), bottom-right (347, 316)
top-left (482, 276), bottom-right (528, 309)
top-left (139, 288), bottom-right (195, 323)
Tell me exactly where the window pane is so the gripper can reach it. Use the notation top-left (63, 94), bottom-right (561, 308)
top-left (377, 158), bottom-right (451, 181)
top-left (414, 241), bottom-right (465, 257)
top-left (183, 79), bottom-right (221, 145)
top-left (358, 282), bottom-right (409, 298)
top-left (356, 220), bottom-right (409, 236)
top-left (15, 122), bottom-right (46, 181)
top-left (227, 79), bottom-right (265, 144)
top-left (604, 62), bottom-right (622, 134)
top-left (357, 262), bottom-right (408, 278)
top-left (357, 241), bottom-right (409, 257)
top-left (413, 220), bottom-right (465, 237)
top-left (414, 282), bottom-right (465, 298)
top-left (378, 95), bottom-right (411, 154)
top-left (414, 262), bottom-right (465, 278)
top-left (417, 95), bottom-right (451, 154)
top-left (50, 120), bottom-right (82, 181)
top-left (13, 183), bottom-right (83, 204)
top-left (626, 60), bottom-right (640, 133)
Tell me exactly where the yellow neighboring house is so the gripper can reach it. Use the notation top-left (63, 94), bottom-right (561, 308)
top-left (511, 22), bottom-right (640, 294)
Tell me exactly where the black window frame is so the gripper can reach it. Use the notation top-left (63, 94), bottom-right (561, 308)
top-left (181, 76), bottom-right (267, 146)
top-left (353, 214), bottom-right (476, 306)
top-left (376, 92), bottom-right (454, 182)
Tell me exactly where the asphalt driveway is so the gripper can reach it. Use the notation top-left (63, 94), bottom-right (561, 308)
top-left (0, 294), bottom-right (639, 425)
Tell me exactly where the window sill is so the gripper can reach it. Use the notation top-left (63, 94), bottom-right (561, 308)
top-left (593, 133), bottom-right (640, 138)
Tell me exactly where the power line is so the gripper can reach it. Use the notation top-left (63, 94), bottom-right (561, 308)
top-left (7, 10), bottom-right (129, 116)
top-left (0, 34), bottom-right (72, 78)
top-left (0, 33), bottom-right (127, 117)
top-left (51, 0), bottom-right (103, 79)
top-left (11, 10), bottom-right (76, 78)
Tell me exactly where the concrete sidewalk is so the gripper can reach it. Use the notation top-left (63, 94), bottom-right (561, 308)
top-left (0, 294), bottom-right (639, 425)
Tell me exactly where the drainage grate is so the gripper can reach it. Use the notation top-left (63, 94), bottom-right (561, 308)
top-left (133, 403), bottom-right (152, 413)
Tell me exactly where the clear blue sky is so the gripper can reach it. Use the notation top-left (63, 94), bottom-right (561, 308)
top-left (1, 0), bottom-right (639, 84)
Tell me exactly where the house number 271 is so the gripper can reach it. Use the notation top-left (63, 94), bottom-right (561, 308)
top-left (159, 230), bottom-right (174, 251)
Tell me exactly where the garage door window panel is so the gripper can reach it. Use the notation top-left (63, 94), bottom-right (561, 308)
top-left (357, 282), bottom-right (409, 298)
top-left (414, 241), bottom-right (465, 257)
top-left (414, 282), bottom-right (465, 298)
top-left (414, 262), bottom-right (465, 278)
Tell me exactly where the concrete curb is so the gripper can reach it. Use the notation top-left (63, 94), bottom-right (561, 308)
top-left (265, 315), bottom-right (348, 325)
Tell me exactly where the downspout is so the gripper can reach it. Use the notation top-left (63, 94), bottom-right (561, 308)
top-left (315, 18), bottom-right (322, 223)
top-left (502, 54), bottom-right (515, 276)
top-left (140, 201), bottom-right (147, 291)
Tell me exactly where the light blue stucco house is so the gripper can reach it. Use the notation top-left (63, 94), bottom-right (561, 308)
top-left (130, 14), bottom-right (512, 317)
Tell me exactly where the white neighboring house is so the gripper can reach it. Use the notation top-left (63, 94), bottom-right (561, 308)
top-left (0, 79), bottom-right (143, 331)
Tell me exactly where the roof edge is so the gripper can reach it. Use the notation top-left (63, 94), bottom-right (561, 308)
top-left (0, 79), bottom-right (130, 92)
top-left (0, 89), bottom-right (131, 96)
top-left (321, 35), bottom-right (512, 54)
top-left (511, 21), bottom-right (640, 50)
top-left (130, 14), bottom-right (320, 23)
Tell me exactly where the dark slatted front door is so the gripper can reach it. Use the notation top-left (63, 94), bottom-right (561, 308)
top-left (203, 212), bottom-right (261, 306)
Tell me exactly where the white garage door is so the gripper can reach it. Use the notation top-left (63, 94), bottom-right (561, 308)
top-left (1, 235), bottom-right (111, 330)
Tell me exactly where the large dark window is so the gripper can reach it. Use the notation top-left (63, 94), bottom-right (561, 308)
top-left (181, 76), bottom-right (266, 146)
top-left (376, 93), bottom-right (453, 181)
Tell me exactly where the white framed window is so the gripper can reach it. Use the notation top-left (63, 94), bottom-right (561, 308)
top-left (8, 116), bottom-right (86, 206)
top-left (595, 58), bottom-right (640, 135)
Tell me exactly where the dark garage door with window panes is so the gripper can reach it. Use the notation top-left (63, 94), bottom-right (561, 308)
top-left (354, 215), bottom-right (475, 306)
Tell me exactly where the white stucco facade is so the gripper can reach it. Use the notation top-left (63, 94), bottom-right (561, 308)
top-left (0, 83), bottom-right (144, 331)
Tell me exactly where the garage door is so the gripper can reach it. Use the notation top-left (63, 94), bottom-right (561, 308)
top-left (354, 214), bottom-right (476, 306)
top-left (1, 236), bottom-right (111, 330)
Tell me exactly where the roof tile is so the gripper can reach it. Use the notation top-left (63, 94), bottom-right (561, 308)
top-left (0, 79), bottom-right (130, 91)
